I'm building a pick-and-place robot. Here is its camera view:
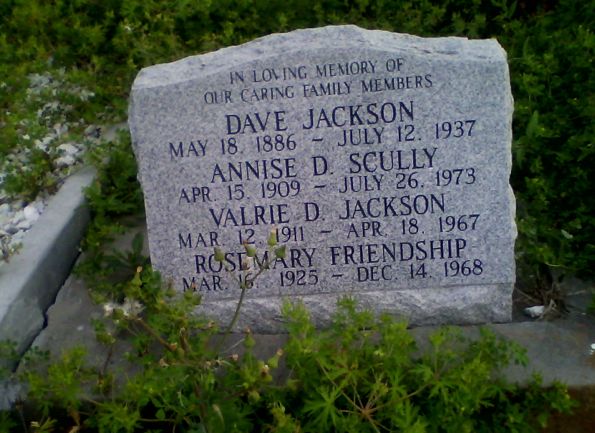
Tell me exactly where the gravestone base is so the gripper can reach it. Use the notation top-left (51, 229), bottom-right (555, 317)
top-left (200, 284), bottom-right (512, 333)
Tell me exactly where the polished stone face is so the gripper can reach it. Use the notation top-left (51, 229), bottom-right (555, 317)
top-left (129, 25), bottom-right (516, 331)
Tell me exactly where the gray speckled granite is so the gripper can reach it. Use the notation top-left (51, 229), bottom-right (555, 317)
top-left (129, 25), bottom-right (515, 331)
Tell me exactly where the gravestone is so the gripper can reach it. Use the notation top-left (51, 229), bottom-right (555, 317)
top-left (129, 25), bottom-right (515, 331)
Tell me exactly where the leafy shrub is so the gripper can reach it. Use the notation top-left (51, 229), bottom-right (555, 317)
top-left (506, 0), bottom-right (595, 281)
top-left (2, 266), bottom-right (574, 432)
top-left (281, 298), bottom-right (574, 433)
top-left (74, 130), bottom-right (145, 287)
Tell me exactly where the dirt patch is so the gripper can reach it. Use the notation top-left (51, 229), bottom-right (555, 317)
top-left (544, 386), bottom-right (595, 433)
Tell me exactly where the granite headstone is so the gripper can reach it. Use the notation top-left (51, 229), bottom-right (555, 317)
top-left (129, 25), bottom-right (516, 331)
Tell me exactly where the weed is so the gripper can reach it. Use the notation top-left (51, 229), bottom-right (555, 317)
top-left (1, 268), bottom-right (574, 432)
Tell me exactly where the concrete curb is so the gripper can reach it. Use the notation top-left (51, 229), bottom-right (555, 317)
top-left (0, 166), bottom-right (96, 359)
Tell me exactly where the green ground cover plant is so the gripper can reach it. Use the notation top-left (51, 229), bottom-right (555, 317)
top-left (0, 262), bottom-right (575, 432)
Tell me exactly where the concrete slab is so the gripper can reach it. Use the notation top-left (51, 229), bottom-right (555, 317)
top-left (24, 223), bottom-right (595, 388)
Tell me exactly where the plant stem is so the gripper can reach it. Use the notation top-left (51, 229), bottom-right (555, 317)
top-left (215, 282), bottom-right (248, 353)
top-left (215, 254), bottom-right (274, 353)
top-left (100, 344), bottom-right (114, 378)
top-left (16, 403), bottom-right (28, 433)
top-left (134, 318), bottom-right (176, 352)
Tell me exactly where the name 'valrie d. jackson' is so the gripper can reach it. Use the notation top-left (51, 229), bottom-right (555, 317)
top-left (302, 100), bottom-right (414, 130)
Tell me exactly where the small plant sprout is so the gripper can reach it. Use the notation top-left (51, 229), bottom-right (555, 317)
top-left (213, 226), bottom-right (286, 291)
top-left (213, 227), bottom-right (287, 346)
top-left (267, 226), bottom-right (278, 247)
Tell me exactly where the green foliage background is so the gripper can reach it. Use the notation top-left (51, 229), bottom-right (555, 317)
top-left (0, 0), bottom-right (593, 282)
